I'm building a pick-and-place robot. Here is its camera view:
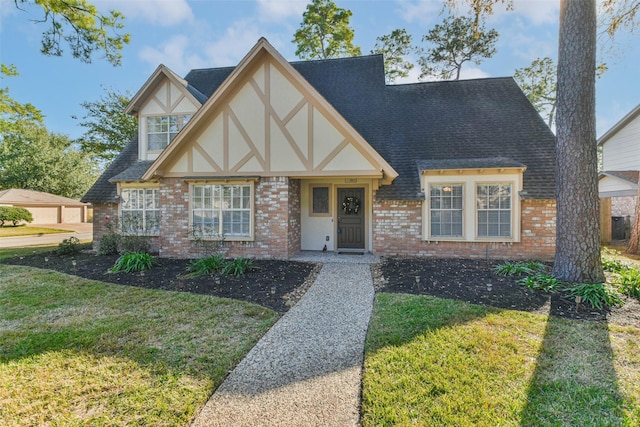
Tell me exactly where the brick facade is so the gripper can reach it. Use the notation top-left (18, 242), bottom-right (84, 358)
top-left (91, 203), bottom-right (119, 252)
top-left (372, 198), bottom-right (556, 260)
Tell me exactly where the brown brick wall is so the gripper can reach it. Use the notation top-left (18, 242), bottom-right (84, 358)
top-left (156, 177), bottom-right (301, 259)
top-left (91, 203), bottom-right (119, 252)
top-left (372, 198), bottom-right (556, 260)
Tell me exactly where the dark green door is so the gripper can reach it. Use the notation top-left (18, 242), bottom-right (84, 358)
top-left (337, 187), bottom-right (365, 249)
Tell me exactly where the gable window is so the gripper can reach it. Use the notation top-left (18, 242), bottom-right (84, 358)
top-left (191, 183), bottom-right (252, 239)
top-left (477, 183), bottom-right (512, 238)
top-left (147, 114), bottom-right (192, 151)
top-left (120, 188), bottom-right (160, 235)
top-left (430, 184), bottom-right (463, 237)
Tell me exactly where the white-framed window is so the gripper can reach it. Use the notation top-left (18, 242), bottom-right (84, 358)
top-left (120, 188), bottom-right (160, 235)
top-left (477, 183), bottom-right (512, 238)
top-left (147, 114), bottom-right (192, 151)
top-left (429, 184), bottom-right (463, 238)
top-left (191, 183), bottom-right (253, 239)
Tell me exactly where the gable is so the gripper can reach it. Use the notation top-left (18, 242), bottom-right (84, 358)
top-left (143, 39), bottom-right (397, 184)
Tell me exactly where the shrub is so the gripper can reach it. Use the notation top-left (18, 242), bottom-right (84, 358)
top-left (188, 254), bottom-right (226, 276)
top-left (111, 252), bottom-right (154, 273)
top-left (494, 261), bottom-right (547, 276)
top-left (57, 236), bottom-right (81, 255)
top-left (119, 235), bottom-right (151, 254)
top-left (98, 233), bottom-right (120, 255)
top-left (0, 206), bottom-right (33, 226)
top-left (613, 268), bottom-right (640, 299)
top-left (517, 273), bottom-right (562, 292)
top-left (222, 257), bottom-right (255, 276)
top-left (601, 250), bottom-right (630, 273)
top-left (566, 282), bottom-right (623, 310)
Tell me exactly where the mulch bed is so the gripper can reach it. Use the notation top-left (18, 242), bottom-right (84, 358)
top-left (375, 257), bottom-right (640, 327)
top-left (3, 251), bottom-right (319, 315)
top-left (4, 252), bottom-right (640, 327)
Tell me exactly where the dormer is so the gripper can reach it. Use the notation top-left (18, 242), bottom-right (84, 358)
top-left (125, 65), bottom-right (204, 161)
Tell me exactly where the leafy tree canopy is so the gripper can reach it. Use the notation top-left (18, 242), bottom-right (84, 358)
top-left (293, 0), bottom-right (361, 60)
top-left (74, 87), bottom-right (137, 163)
top-left (13, 0), bottom-right (130, 66)
top-left (418, 15), bottom-right (499, 80)
top-left (514, 57), bottom-right (557, 128)
top-left (1, 64), bottom-right (44, 132)
top-left (0, 121), bottom-right (99, 199)
top-left (371, 29), bottom-right (415, 83)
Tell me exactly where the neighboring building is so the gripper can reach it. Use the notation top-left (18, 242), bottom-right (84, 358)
top-left (0, 189), bottom-right (90, 224)
top-left (598, 104), bottom-right (640, 242)
top-left (82, 38), bottom-right (556, 260)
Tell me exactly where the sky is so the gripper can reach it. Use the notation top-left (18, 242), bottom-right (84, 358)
top-left (1, 0), bottom-right (639, 141)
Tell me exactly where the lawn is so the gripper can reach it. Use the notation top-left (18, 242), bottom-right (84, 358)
top-left (0, 264), bottom-right (278, 426)
top-left (0, 225), bottom-right (70, 237)
top-left (362, 293), bottom-right (640, 426)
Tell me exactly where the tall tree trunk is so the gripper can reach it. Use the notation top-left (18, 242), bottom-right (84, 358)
top-left (553, 0), bottom-right (604, 283)
top-left (627, 178), bottom-right (640, 253)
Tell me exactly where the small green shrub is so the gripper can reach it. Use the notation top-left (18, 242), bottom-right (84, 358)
top-left (494, 261), bottom-right (547, 276)
top-left (57, 236), bottom-right (81, 255)
top-left (119, 235), bottom-right (151, 254)
top-left (566, 282), bottom-right (623, 310)
top-left (613, 268), bottom-right (640, 299)
top-left (517, 273), bottom-right (562, 292)
top-left (0, 206), bottom-right (33, 226)
top-left (601, 252), bottom-right (630, 273)
top-left (111, 252), bottom-right (154, 273)
top-left (188, 254), bottom-right (225, 276)
top-left (222, 257), bottom-right (255, 276)
top-left (98, 233), bottom-right (120, 255)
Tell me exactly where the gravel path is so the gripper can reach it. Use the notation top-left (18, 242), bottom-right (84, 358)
top-left (191, 259), bottom-right (375, 427)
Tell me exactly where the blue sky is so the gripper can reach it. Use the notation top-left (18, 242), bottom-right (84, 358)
top-left (2, 0), bottom-right (639, 140)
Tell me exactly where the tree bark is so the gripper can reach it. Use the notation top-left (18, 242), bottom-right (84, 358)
top-left (627, 178), bottom-right (640, 253)
top-left (553, 0), bottom-right (605, 283)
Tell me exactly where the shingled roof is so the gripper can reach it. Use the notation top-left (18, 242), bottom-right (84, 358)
top-left (83, 53), bottom-right (556, 203)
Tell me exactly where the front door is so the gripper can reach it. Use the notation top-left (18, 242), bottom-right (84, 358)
top-left (337, 187), bottom-right (365, 250)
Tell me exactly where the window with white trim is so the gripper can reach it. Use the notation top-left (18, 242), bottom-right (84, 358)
top-left (429, 184), bottom-right (463, 237)
top-left (476, 183), bottom-right (512, 238)
top-left (120, 188), bottom-right (160, 235)
top-left (147, 114), bottom-right (192, 151)
top-left (192, 184), bottom-right (252, 239)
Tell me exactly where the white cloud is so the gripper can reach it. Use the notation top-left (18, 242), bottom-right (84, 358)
top-left (94, 0), bottom-right (194, 26)
top-left (202, 18), bottom-right (265, 67)
top-left (509, 0), bottom-right (559, 26)
top-left (459, 65), bottom-right (492, 80)
top-left (394, 0), bottom-right (442, 25)
top-left (256, 0), bottom-right (308, 22)
top-left (139, 34), bottom-right (207, 74)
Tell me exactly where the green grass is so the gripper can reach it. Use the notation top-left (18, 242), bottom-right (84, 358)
top-left (0, 264), bottom-right (277, 426)
top-left (362, 293), bottom-right (640, 426)
top-left (0, 225), bottom-right (71, 237)
top-left (0, 245), bottom-right (59, 260)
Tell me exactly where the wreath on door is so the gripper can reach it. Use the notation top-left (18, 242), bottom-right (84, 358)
top-left (342, 196), bottom-right (361, 215)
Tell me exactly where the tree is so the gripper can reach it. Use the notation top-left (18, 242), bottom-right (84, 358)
top-left (602, 0), bottom-right (640, 35)
top-left (513, 57), bottom-right (557, 128)
top-left (293, 0), bottom-right (361, 60)
top-left (74, 87), bottom-right (137, 163)
top-left (12, 0), bottom-right (130, 66)
top-left (418, 15), bottom-right (499, 80)
top-left (0, 122), bottom-right (99, 199)
top-left (1, 64), bottom-right (44, 132)
top-left (553, 0), bottom-right (603, 283)
top-left (371, 29), bottom-right (415, 83)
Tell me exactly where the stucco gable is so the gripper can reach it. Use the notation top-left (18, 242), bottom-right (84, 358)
top-left (141, 38), bottom-right (397, 184)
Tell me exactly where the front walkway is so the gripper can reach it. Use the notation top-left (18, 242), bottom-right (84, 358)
top-left (191, 253), bottom-right (377, 426)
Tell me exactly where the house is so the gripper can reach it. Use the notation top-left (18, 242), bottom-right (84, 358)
top-left (598, 104), bottom-right (640, 242)
top-left (82, 38), bottom-right (556, 260)
top-left (0, 188), bottom-right (90, 224)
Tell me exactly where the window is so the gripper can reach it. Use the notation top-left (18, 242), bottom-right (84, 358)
top-left (147, 114), bottom-right (192, 151)
top-left (310, 185), bottom-right (330, 216)
top-left (120, 188), bottom-right (159, 234)
top-left (430, 184), bottom-right (463, 237)
top-left (192, 184), bottom-right (252, 239)
top-left (477, 183), bottom-right (512, 238)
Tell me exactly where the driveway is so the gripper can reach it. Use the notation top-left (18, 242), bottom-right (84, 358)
top-left (0, 223), bottom-right (93, 248)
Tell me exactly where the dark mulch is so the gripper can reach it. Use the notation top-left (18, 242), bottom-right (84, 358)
top-left (375, 257), bottom-right (640, 327)
top-left (3, 251), bottom-right (318, 314)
